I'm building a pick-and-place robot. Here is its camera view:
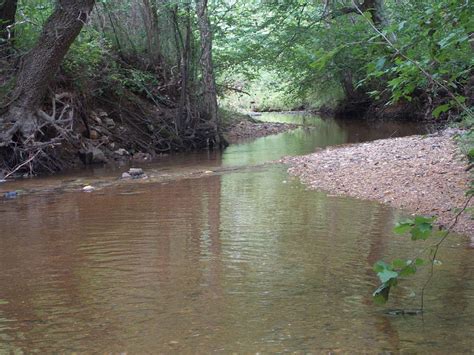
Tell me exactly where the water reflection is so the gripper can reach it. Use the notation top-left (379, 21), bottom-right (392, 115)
top-left (0, 114), bottom-right (471, 352)
top-left (0, 165), bottom-right (473, 352)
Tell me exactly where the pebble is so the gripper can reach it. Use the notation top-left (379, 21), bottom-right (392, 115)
top-left (82, 185), bottom-right (95, 192)
top-left (129, 168), bottom-right (144, 176)
top-left (3, 191), bottom-right (18, 199)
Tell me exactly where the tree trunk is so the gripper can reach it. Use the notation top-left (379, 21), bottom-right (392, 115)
top-left (335, 0), bottom-right (390, 29)
top-left (177, 4), bottom-right (192, 134)
top-left (141, 0), bottom-right (161, 64)
top-left (195, 0), bottom-right (220, 146)
top-left (361, 0), bottom-right (390, 29)
top-left (0, 0), bottom-right (95, 143)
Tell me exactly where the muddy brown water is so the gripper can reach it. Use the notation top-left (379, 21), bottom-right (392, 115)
top-left (0, 113), bottom-right (473, 352)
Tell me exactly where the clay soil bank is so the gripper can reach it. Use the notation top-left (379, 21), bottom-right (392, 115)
top-left (283, 130), bottom-right (473, 237)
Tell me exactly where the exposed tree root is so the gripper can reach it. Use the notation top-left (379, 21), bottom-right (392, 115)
top-left (0, 87), bottom-right (227, 178)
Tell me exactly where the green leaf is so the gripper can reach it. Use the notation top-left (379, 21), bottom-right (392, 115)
top-left (374, 260), bottom-right (389, 273)
top-left (408, 216), bottom-right (435, 240)
top-left (415, 258), bottom-right (425, 266)
top-left (378, 269), bottom-right (399, 283)
top-left (391, 259), bottom-right (406, 269)
top-left (394, 220), bottom-right (413, 234)
top-left (399, 264), bottom-right (417, 277)
top-left (432, 104), bottom-right (450, 118)
top-left (468, 148), bottom-right (474, 160)
top-left (410, 223), bottom-right (433, 240)
top-left (375, 57), bottom-right (386, 71)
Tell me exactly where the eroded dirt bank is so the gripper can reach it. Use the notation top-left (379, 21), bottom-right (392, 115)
top-left (283, 130), bottom-right (474, 237)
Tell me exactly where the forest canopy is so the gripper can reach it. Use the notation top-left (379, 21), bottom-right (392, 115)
top-left (0, 0), bottom-right (473, 175)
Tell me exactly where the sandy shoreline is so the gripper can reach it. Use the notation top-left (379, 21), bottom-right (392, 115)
top-left (283, 130), bottom-right (473, 237)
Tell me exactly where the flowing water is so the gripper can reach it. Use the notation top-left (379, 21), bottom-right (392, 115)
top-left (0, 113), bottom-right (473, 353)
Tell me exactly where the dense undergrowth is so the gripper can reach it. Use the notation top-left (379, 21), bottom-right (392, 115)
top-left (0, 0), bottom-right (224, 176)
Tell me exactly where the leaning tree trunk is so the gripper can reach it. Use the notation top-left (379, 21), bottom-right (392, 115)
top-left (0, 0), bottom-right (17, 44)
top-left (0, 0), bottom-right (95, 144)
top-left (195, 0), bottom-right (220, 147)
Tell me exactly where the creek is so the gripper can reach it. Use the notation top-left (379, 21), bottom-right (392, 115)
top-left (0, 113), bottom-right (472, 352)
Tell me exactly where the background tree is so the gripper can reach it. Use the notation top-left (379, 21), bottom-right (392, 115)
top-left (196, 0), bottom-right (219, 146)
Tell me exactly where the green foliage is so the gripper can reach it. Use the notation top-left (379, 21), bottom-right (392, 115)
top-left (363, 1), bottom-right (473, 116)
top-left (214, 0), bottom-right (473, 119)
top-left (63, 29), bottom-right (108, 78)
top-left (14, 0), bottom-right (54, 49)
top-left (373, 215), bottom-right (436, 304)
top-left (394, 216), bottom-right (436, 241)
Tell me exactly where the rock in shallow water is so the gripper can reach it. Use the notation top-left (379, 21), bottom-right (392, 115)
top-left (129, 168), bottom-right (144, 176)
top-left (82, 185), bottom-right (95, 192)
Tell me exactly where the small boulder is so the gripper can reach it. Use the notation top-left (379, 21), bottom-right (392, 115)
top-left (82, 185), bottom-right (95, 192)
top-left (129, 168), bottom-right (144, 177)
top-left (121, 172), bottom-right (132, 179)
top-left (91, 147), bottom-right (107, 164)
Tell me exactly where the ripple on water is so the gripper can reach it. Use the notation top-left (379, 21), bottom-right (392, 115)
top-left (0, 115), bottom-right (472, 353)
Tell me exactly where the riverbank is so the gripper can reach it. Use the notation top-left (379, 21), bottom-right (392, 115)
top-left (224, 118), bottom-right (298, 143)
top-left (283, 129), bottom-right (474, 237)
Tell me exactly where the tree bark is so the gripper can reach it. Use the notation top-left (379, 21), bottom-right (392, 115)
top-left (332, 0), bottom-right (389, 29)
top-left (0, 0), bottom-right (95, 143)
top-left (0, 0), bottom-right (17, 44)
top-left (361, 0), bottom-right (389, 28)
top-left (141, 0), bottom-right (161, 63)
top-left (196, 0), bottom-right (220, 146)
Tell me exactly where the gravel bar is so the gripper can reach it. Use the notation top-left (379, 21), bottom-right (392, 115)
top-left (283, 129), bottom-right (474, 237)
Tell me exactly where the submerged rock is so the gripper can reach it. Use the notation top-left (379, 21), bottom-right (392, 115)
top-left (121, 168), bottom-right (147, 180)
top-left (3, 191), bottom-right (18, 199)
top-left (129, 168), bottom-right (144, 176)
top-left (82, 185), bottom-right (95, 192)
